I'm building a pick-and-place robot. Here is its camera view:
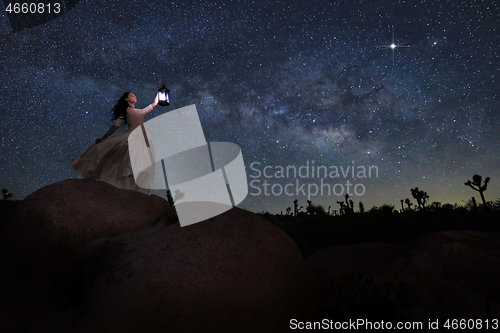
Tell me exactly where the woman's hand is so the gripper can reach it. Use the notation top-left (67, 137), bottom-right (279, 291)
top-left (152, 92), bottom-right (159, 107)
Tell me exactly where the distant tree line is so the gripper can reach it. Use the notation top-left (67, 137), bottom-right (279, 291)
top-left (266, 174), bottom-right (497, 217)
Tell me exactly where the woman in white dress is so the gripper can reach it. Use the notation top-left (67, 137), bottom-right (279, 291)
top-left (72, 91), bottom-right (159, 194)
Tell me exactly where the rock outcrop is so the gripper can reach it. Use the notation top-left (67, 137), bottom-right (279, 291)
top-left (0, 179), bottom-right (170, 308)
top-left (3, 179), bottom-right (170, 257)
top-left (0, 181), bottom-right (315, 332)
top-left (3, 179), bottom-right (500, 331)
top-left (306, 230), bottom-right (500, 321)
top-left (70, 203), bottom-right (314, 333)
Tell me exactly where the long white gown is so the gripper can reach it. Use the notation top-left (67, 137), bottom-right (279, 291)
top-left (72, 104), bottom-right (155, 195)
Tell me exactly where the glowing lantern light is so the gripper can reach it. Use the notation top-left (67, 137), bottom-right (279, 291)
top-left (158, 82), bottom-right (170, 106)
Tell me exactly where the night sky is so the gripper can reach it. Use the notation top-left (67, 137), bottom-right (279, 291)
top-left (1, 0), bottom-right (498, 214)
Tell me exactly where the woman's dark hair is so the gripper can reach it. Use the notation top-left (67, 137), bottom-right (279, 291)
top-left (110, 92), bottom-right (131, 126)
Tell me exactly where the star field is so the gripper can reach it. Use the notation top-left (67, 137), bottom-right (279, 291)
top-left (0, 0), bottom-right (498, 213)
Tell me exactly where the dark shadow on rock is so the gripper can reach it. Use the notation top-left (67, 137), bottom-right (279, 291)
top-left (67, 203), bottom-right (315, 333)
top-left (306, 230), bottom-right (500, 322)
top-left (1, 193), bottom-right (316, 332)
top-left (0, 179), bottom-right (170, 331)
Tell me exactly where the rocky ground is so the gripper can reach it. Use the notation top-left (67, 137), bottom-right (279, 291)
top-left (0, 179), bottom-right (499, 332)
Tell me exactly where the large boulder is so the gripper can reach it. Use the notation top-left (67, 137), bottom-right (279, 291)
top-left (65, 203), bottom-right (315, 333)
top-left (0, 179), bottom-right (170, 298)
top-left (0, 278), bottom-right (70, 332)
top-left (2, 179), bottom-right (170, 255)
top-left (306, 230), bottom-right (500, 321)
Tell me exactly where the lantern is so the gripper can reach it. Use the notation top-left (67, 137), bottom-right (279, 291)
top-left (158, 82), bottom-right (170, 106)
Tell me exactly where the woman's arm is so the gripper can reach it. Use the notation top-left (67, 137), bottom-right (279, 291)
top-left (95, 125), bottom-right (119, 144)
top-left (142, 92), bottom-right (160, 115)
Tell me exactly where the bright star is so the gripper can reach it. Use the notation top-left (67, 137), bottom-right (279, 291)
top-left (377, 26), bottom-right (410, 64)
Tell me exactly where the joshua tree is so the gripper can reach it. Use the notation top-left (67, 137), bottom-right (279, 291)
top-left (2, 189), bottom-right (12, 200)
top-left (464, 174), bottom-right (490, 206)
top-left (336, 200), bottom-right (346, 215)
top-left (306, 200), bottom-right (312, 214)
top-left (404, 198), bottom-right (413, 211)
top-left (286, 207), bottom-right (292, 215)
top-left (343, 193), bottom-right (354, 214)
top-left (411, 187), bottom-right (429, 210)
top-left (293, 199), bottom-right (303, 216)
top-left (400, 199), bottom-right (404, 212)
top-left (358, 202), bottom-right (365, 214)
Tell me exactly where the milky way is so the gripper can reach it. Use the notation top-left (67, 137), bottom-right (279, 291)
top-left (1, 0), bottom-right (498, 213)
